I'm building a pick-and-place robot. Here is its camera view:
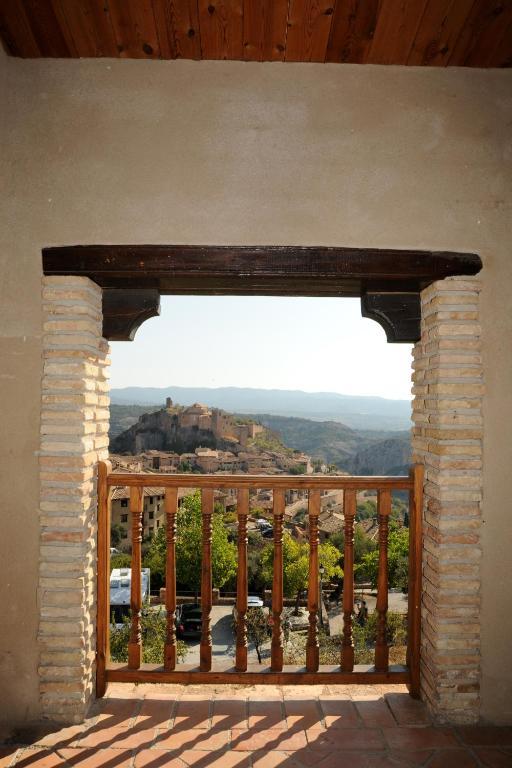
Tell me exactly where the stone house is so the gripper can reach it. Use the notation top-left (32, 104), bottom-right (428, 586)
top-left (1, 3), bottom-right (511, 735)
top-left (193, 447), bottom-right (221, 473)
top-left (112, 483), bottom-right (232, 540)
top-left (111, 486), bottom-right (165, 541)
top-left (318, 511), bottom-right (345, 542)
top-left (141, 451), bottom-right (181, 472)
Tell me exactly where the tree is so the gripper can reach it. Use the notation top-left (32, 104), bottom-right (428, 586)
top-left (330, 526), bottom-right (377, 566)
top-left (245, 607), bottom-right (269, 664)
top-left (260, 533), bottom-right (342, 613)
top-left (111, 523), bottom-right (124, 548)
top-left (356, 500), bottom-right (377, 521)
top-left (143, 491), bottom-right (237, 592)
top-left (360, 527), bottom-right (409, 590)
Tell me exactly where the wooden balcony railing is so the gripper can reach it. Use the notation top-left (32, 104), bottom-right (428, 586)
top-left (97, 463), bottom-right (423, 696)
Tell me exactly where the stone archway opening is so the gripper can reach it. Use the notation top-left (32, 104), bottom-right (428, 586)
top-left (39, 246), bottom-right (482, 725)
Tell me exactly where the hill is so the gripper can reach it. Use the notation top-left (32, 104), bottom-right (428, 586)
top-left (110, 404), bottom-right (293, 461)
top-left (240, 413), bottom-right (410, 473)
top-left (110, 385), bottom-right (412, 431)
top-left (240, 413), bottom-right (361, 467)
top-left (346, 437), bottom-right (411, 476)
top-left (109, 405), bottom-right (411, 476)
top-left (110, 404), bottom-right (162, 439)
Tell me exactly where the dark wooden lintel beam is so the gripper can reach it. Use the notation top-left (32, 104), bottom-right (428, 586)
top-left (42, 244), bottom-right (481, 343)
top-left (42, 244), bottom-right (481, 291)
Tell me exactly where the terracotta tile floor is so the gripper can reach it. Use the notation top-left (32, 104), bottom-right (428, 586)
top-left (2, 684), bottom-right (512, 767)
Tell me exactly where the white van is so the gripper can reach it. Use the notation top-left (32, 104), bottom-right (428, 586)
top-left (110, 567), bottom-right (150, 626)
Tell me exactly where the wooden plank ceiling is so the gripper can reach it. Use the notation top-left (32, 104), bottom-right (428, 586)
top-left (1, 0), bottom-right (511, 66)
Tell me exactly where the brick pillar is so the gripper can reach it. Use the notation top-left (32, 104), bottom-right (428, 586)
top-left (412, 276), bottom-right (483, 724)
top-left (38, 276), bottom-right (110, 723)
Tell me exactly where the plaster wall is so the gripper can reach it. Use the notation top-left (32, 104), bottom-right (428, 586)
top-left (0, 51), bottom-right (511, 724)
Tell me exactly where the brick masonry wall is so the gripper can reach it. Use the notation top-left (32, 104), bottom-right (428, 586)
top-left (412, 276), bottom-right (483, 725)
top-left (39, 276), bottom-right (110, 723)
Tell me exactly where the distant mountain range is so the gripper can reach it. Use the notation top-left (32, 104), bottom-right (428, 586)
top-left (110, 386), bottom-right (412, 431)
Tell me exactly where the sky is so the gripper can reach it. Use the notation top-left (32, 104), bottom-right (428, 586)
top-left (110, 296), bottom-right (413, 400)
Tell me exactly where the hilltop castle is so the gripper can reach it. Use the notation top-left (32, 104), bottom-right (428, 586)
top-left (111, 400), bottom-right (264, 455)
top-left (165, 398), bottom-right (263, 448)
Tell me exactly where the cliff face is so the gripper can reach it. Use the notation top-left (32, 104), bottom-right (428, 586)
top-left (347, 437), bottom-right (411, 476)
top-left (110, 409), bottom-right (218, 454)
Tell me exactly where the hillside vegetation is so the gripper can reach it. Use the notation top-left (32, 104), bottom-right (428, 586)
top-left (241, 413), bottom-right (360, 466)
top-left (110, 404), bottom-right (161, 439)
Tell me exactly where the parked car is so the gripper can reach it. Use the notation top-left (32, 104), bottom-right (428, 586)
top-left (175, 603), bottom-right (202, 638)
top-left (261, 527), bottom-right (274, 539)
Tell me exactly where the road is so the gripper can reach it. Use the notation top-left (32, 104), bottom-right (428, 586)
top-left (177, 592), bottom-right (407, 664)
top-left (180, 605), bottom-right (271, 666)
top-left (328, 589), bottom-right (409, 636)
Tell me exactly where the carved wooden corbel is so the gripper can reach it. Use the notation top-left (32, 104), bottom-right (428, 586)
top-left (361, 293), bottom-right (421, 343)
top-left (102, 288), bottom-right (160, 341)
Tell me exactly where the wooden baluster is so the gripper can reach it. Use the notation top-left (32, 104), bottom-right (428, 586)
top-left (235, 488), bottom-right (249, 672)
top-left (271, 488), bottom-right (285, 672)
top-left (200, 488), bottom-right (213, 672)
top-left (164, 487), bottom-right (178, 671)
top-left (128, 486), bottom-right (143, 669)
top-left (375, 489), bottom-right (390, 673)
top-left (306, 489), bottom-right (320, 672)
top-left (407, 464), bottom-right (424, 697)
top-left (341, 489), bottom-right (356, 672)
top-left (96, 460), bottom-right (112, 697)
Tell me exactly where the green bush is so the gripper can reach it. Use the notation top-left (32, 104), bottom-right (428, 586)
top-left (109, 606), bottom-right (188, 664)
top-left (352, 610), bottom-right (407, 658)
top-left (110, 553), bottom-right (132, 571)
top-left (281, 611), bottom-right (408, 666)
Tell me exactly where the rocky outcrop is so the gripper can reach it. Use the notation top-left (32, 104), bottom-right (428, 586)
top-left (110, 409), bottom-right (218, 454)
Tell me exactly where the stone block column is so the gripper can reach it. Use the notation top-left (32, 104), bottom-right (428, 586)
top-left (412, 276), bottom-right (483, 724)
top-left (38, 276), bottom-right (109, 723)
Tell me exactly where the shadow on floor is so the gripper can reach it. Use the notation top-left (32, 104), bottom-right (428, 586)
top-left (2, 684), bottom-right (512, 767)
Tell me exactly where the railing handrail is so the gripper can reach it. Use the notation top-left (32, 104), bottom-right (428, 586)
top-left (107, 471), bottom-right (413, 491)
top-left (97, 461), bottom-right (424, 697)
